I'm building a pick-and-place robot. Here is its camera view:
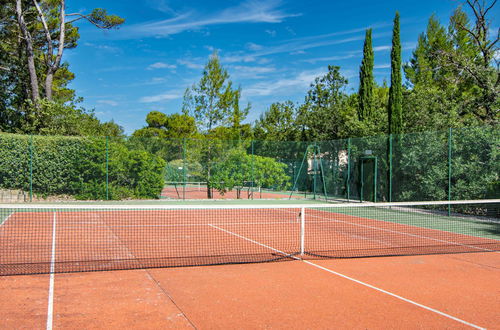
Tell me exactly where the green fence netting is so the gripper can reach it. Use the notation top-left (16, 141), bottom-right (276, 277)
top-left (0, 125), bottom-right (498, 202)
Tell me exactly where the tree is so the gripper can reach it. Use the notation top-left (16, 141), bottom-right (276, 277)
top-left (297, 65), bottom-right (359, 140)
top-left (403, 5), bottom-right (498, 131)
top-left (182, 51), bottom-right (248, 198)
top-left (439, 1), bottom-right (499, 121)
top-left (403, 15), bottom-right (458, 131)
top-left (182, 51), bottom-right (237, 133)
top-left (133, 111), bottom-right (197, 139)
top-left (358, 28), bottom-right (375, 121)
top-left (388, 12), bottom-right (403, 135)
top-left (210, 148), bottom-right (290, 199)
top-left (253, 101), bottom-right (299, 141)
top-left (16, 99), bottom-right (123, 136)
top-left (227, 86), bottom-right (251, 140)
top-left (15, 0), bottom-right (124, 102)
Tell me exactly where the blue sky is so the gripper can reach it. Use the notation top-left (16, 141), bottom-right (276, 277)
top-left (66, 0), bottom-right (463, 134)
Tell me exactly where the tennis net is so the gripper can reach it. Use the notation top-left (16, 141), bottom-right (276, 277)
top-left (0, 200), bottom-right (498, 275)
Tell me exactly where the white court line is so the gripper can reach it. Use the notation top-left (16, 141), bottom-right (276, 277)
top-left (209, 224), bottom-right (486, 330)
top-left (0, 211), bottom-right (14, 227)
top-left (46, 212), bottom-right (57, 330)
top-left (208, 224), bottom-right (294, 257)
top-left (301, 260), bottom-right (485, 330)
top-left (306, 211), bottom-right (499, 253)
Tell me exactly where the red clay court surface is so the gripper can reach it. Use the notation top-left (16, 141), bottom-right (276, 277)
top-left (161, 186), bottom-right (295, 199)
top-left (1, 206), bottom-right (499, 328)
top-left (1, 253), bottom-right (499, 329)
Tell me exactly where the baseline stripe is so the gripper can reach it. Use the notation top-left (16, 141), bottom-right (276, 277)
top-left (210, 223), bottom-right (485, 330)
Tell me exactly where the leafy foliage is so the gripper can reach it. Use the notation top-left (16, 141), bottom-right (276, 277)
top-left (0, 133), bottom-right (165, 200)
top-left (358, 29), bottom-right (374, 121)
top-left (388, 12), bottom-right (403, 135)
top-left (210, 148), bottom-right (290, 198)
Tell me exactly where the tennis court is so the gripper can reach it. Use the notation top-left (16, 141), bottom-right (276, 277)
top-left (161, 182), bottom-right (296, 199)
top-left (0, 200), bottom-right (499, 328)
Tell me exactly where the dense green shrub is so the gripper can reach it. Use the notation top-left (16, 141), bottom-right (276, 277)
top-left (0, 133), bottom-right (165, 200)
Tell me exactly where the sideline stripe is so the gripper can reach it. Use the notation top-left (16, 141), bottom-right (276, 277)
top-left (0, 211), bottom-right (14, 227)
top-left (46, 212), bottom-right (57, 330)
top-left (302, 260), bottom-right (485, 330)
top-left (305, 211), bottom-right (498, 253)
top-left (210, 224), bottom-right (486, 330)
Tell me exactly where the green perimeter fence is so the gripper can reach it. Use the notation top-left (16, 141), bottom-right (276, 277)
top-left (0, 125), bottom-right (498, 202)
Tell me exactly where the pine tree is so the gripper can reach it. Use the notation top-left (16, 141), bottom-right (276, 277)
top-left (358, 28), bottom-right (374, 121)
top-left (388, 12), bottom-right (403, 135)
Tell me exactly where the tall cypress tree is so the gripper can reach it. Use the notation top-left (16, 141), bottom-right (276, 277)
top-left (388, 12), bottom-right (403, 135)
top-left (358, 28), bottom-right (374, 121)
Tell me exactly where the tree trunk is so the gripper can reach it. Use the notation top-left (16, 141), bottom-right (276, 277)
top-left (15, 0), bottom-right (40, 103)
top-left (45, 71), bottom-right (54, 100)
top-left (206, 165), bottom-right (212, 199)
top-left (34, 0), bottom-right (66, 101)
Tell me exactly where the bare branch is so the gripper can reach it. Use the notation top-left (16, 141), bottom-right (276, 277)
top-left (64, 12), bottom-right (119, 29)
top-left (53, 0), bottom-right (66, 72)
top-left (484, 0), bottom-right (497, 15)
top-left (33, 0), bottom-right (53, 66)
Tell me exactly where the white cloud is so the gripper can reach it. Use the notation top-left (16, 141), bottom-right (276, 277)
top-left (246, 42), bottom-right (263, 51)
top-left (177, 59), bottom-right (204, 69)
top-left (303, 52), bottom-right (359, 64)
top-left (374, 64), bottom-right (391, 69)
top-left (97, 100), bottom-right (119, 107)
top-left (285, 26), bottom-right (296, 36)
top-left (147, 62), bottom-right (177, 70)
top-left (373, 45), bottom-right (391, 52)
top-left (221, 26), bottom-right (394, 64)
top-left (84, 42), bottom-right (121, 53)
top-left (244, 68), bottom-right (326, 97)
top-left (146, 0), bottom-right (176, 14)
top-left (228, 65), bottom-right (277, 79)
top-left (265, 29), bottom-right (277, 37)
top-left (151, 77), bottom-right (167, 83)
top-left (120, 0), bottom-right (298, 39)
top-left (140, 92), bottom-right (180, 103)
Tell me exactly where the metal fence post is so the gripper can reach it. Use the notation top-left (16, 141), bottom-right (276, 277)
top-left (29, 135), bottom-right (33, 202)
top-left (106, 136), bottom-right (109, 200)
top-left (389, 133), bottom-right (393, 203)
top-left (251, 140), bottom-right (254, 200)
top-left (347, 138), bottom-right (351, 201)
top-left (448, 128), bottom-right (452, 216)
top-left (183, 138), bottom-right (187, 200)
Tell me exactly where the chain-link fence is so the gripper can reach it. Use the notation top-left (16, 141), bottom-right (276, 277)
top-left (0, 125), bottom-right (498, 202)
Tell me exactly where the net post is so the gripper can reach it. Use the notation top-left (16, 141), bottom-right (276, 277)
top-left (448, 127), bottom-right (452, 216)
top-left (29, 134), bottom-right (33, 202)
top-left (300, 207), bottom-right (305, 256)
top-left (105, 136), bottom-right (109, 200)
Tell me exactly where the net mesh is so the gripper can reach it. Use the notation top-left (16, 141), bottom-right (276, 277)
top-left (1, 200), bottom-right (498, 275)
